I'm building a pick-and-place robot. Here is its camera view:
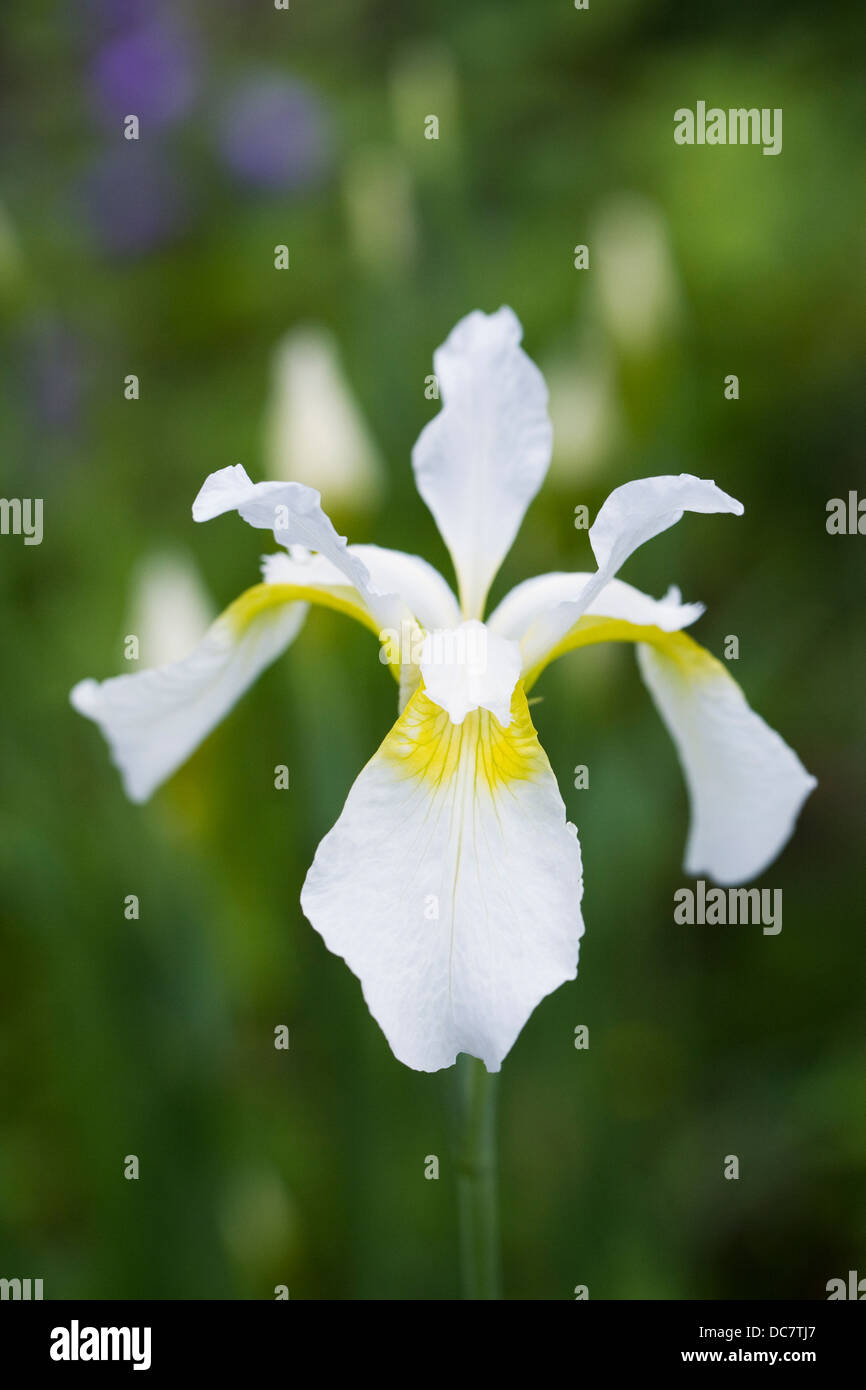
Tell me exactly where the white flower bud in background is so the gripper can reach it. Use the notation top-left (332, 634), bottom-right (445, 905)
top-left (219, 1165), bottom-right (296, 1276)
top-left (389, 41), bottom-right (460, 170)
top-left (592, 193), bottom-right (682, 355)
top-left (342, 148), bottom-right (418, 275)
top-left (263, 326), bottom-right (383, 512)
top-left (126, 551), bottom-right (214, 668)
top-left (545, 327), bottom-right (623, 483)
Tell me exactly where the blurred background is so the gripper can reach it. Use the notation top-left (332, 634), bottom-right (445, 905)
top-left (1, 0), bottom-right (864, 1300)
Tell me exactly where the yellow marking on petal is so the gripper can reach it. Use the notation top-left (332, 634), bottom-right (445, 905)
top-left (524, 614), bottom-right (722, 691)
top-left (382, 681), bottom-right (549, 792)
top-left (223, 581), bottom-right (401, 678)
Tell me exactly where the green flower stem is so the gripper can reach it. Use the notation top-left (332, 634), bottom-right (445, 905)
top-left (455, 1054), bottom-right (502, 1300)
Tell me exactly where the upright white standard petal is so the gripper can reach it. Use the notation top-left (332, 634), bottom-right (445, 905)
top-left (516, 474), bottom-right (742, 666)
top-left (301, 684), bottom-right (584, 1072)
top-left (71, 590), bottom-right (307, 803)
top-left (411, 307), bottom-right (553, 619)
top-left (636, 639), bottom-right (817, 884)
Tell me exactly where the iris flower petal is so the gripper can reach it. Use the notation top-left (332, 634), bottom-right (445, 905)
top-left (504, 587), bottom-right (817, 885)
top-left (301, 682), bottom-right (584, 1072)
top-left (411, 307), bottom-right (553, 619)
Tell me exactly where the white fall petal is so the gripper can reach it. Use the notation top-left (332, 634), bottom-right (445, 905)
top-left (301, 683), bottom-right (584, 1072)
top-left (490, 568), bottom-right (816, 886)
top-left (71, 486), bottom-right (460, 803)
top-left (71, 593), bottom-right (307, 803)
top-left (412, 306), bottom-right (553, 619)
top-left (636, 639), bottom-right (817, 884)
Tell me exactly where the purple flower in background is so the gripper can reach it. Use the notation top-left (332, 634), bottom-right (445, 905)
top-left (91, 19), bottom-right (199, 129)
top-left (82, 147), bottom-right (188, 258)
top-left (218, 76), bottom-right (332, 192)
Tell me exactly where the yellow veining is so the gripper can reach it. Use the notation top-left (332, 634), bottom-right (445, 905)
top-left (524, 615), bottom-right (721, 691)
top-left (223, 581), bottom-right (401, 678)
top-left (381, 681), bottom-right (548, 792)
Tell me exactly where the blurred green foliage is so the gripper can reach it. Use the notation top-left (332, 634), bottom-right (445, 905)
top-left (1, 0), bottom-right (864, 1299)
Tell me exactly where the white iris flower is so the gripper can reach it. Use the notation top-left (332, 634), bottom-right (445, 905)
top-left (71, 308), bottom-right (816, 1074)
